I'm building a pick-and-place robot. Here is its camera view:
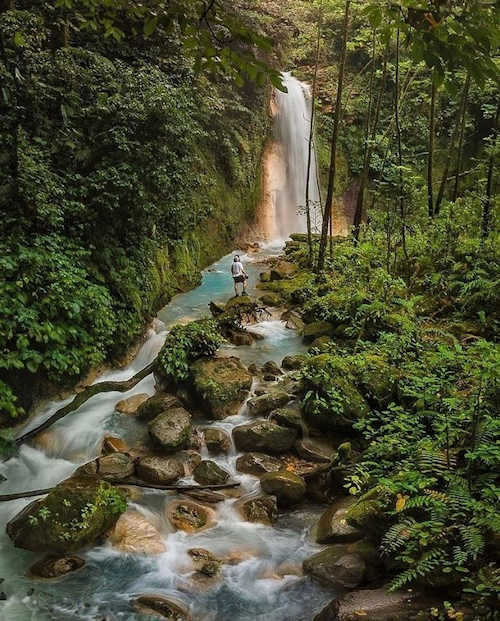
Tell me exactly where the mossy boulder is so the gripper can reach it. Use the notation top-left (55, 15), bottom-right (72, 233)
top-left (269, 407), bottom-right (303, 435)
top-left (282, 354), bottom-right (307, 370)
top-left (188, 548), bottom-right (221, 577)
top-left (75, 453), bottom-right (135, 481)
top-left (191, 356), bottom-right (252, 419)
top-left (203, 428), bottom-right (231, 454)
top-left (166, 500), bottom-right (214, 533)
top-left (135, 456), bottom-right (184, 485)
top-left (233, 421), bottom-right (297, 454)
top-left (270, 260), bottom-right (298, 281)
top-left (303, 321), bottom-right (335, 343)
top-left (315, 497), bottom-right (364, 544)
top-left (235, 452), bottom-right (284, 475)
top-left (259, 271), bottom-right (271, 283)
top-left (29, 555), bottom-right (85, 579)
top-left (260, 471), bottom-right (306, 506)
top-left (356, 353), bottom-right (398, 408)
top-left (247, 391), bottom-right (291, 417)
top-left (259, 292), bottom-right (282, 307)
top-left (237, 494), bottom-right (278, 525)
top-left (193, 460), bottom-right (230, 486)
top-left (303, 545), bottom-right (366, 589)
top-left (7, 477), bottom-right (126, 554)
top-left (137, 393), bottom-right (181, 422)
top-left (149, 407), bottom-right (192, 452)
top-left (345, 487), bottom-right (392, 538)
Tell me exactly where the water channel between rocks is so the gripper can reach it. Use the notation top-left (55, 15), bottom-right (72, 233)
top-left (0, 244), bottom-right (334, 621)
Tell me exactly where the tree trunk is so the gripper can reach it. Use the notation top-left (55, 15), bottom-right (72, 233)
top-left (452, 73), bottom-right (471, 202)
top-left (427, 72), bottom-right (437, 217)
top-left (481, 98), bottom-right (500, 240)
top-left (316, 0), bottom-right (350, 273)
top-left (394, 28), bottom-right (408, 263)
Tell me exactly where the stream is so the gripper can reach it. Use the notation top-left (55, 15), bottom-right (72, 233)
top-left (0, 74), bottom-right (333, 621)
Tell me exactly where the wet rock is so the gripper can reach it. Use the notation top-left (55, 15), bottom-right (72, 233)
top-left (132, 595), bottom-right (190, 620)
top-left (345, 487), bottom-right (391, 538)
top-left (237, 494), bottom-right (278, 525)
top-left (228, 330), bottom-right (254, 346)
top-left (259, 271), bottom-right (271, 282)
top-left (209, 301), bottom-right (225, 317)
top-left (247, 391), bottom-right (290, 417)
top-left (305, 469), bottom-right (332, 503)
top-left (262, 360), bottom-right (283, 377)
top-left (281, 310), bottom-right (305, 332)
top-left (270, 407), bottom-right (303, 435)
top-left (174, 450), bottom-right (202, 476)
top-left (187, 548), bottom-right (221, 576)
top-left (101, 436), bottom-right (129, 455)
top-left (281, 354), bottom-right (307, 370)
top-left (191, 356), bottom-right (252, 419)
top-left (270, 261), bottom-right (298, 280)
top-left (260, 471), bottom-right (306, 506)
top-left (115, 393), bottom-right (149, 415)
top-left (137, 394), bottom-right (181, 422)
top-left (233, 421), bottom-right (297, 454)
top-left (303, 321), bottom-right (335, 343)
top-left (109, 511), bottom-right (166, 555)
top-left (183, 489), bottom-right (226, 504)
top-left (235, 452), bottom-right (283, 475)
top-left (29, 555), bottom-right (85, 579)
top-left (7, 477), bottom-right (126, 553)
top-left (166, 500), bottom-right (214, 533)
top-left (193, 460), bottom-right (230, 486)
top-left (187, 428), bottom-right (203, 452)
top-left (203, 428), bottom-right (231, 455)
top-left (135, 456), bottom-right (184, 485)
top-left (248, 363), bottom-right (259, 375)
top-left (259, 292), bottom-right (282, 307)
top-left (75, 453), bottom-right (135, 481)
top-left (149, 407), bottom-right (192, 452)
top-left (316, 497), bottom-right (363, 544)
top-left (303, 547), bottom-right (366, 589)
top-left (296, 438), bottom-right (334, 463)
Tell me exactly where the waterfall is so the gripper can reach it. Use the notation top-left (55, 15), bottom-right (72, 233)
top-left (260, 72), bottom-right (321, 240)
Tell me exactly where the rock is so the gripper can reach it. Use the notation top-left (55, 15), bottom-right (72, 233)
top-left (209, 301), bottom-right (225, 317)
top-left (101, 436), bottom-right (129, 455)
top-left (303, 547), bottom-right (366, 589)
top-left (259, 292), bottom-right (282, 307)
top-left (235, 452), bottom-right (284, 475)
top-left (115, 393), bottom-right (149, 414)
top-left (193, 460), bottom-right (230, 486)
top-left (237, 494), bottom-right (278, 525)
top-left (75, 453), bottom-right (135, 481)
top-left (270, 407), bottom-right (303, 435)
top-left (149, 407), bottom-right (192, 452)
top-left (316, 498), bottom-right (363, 544)
top-left (29, 555), bottom-right (85, 579)
top-left (270, 261), bottom-right (298, 280)
top-left (174, 450), bottom-right (202, 476)
top-left (233, 421), bottom-right (297, 454)
top-left (187, 548), bottom-right (221, 576)
top-left (247, 391), bottom-right (290, 417)
top-left (137, 393), bottom-right (181, 422)
top-left (228, 330), bottom-right (254, 346)
top-left (7, 477), bottom-right (126, 553)
top-left (183, 489), bottom-right (226, 504)
top-left (309, 336), bottom-right (333, 351)
top-left (203, 428), bottom-right (231, 454)
top-left (191, 357), bottom-right (252, 419)
top-left (314, 587), bottom-right (440, 621)
top-left (296, 438), bottom-right (334, 463)
top-left (345, 487), bottom-right (390, 538)
top-left (281, 310), bottom-right (305, 332)
top-left (135, 456), bottom-right (184, 485)
top-left (260, 471), bottom-right (306, 506)
top-left (262, 360), bottom-right (283, 377)
top-left (281, 354), bottom-right (307, 370)
top-left (132, 595), bottom-right (190, 620)
top-left (166, 500), bottom-right (215, 533)
top-left (303, 321), bottom-right (335, 343)
top-left (305, 468), bottom-right (332, 503)
top-left (187, 428), bottom-right (203, 452)
top-left (248, 363), bottom-right (259, 375)
top-left (109, 511), bottom-right (166, 555)
top-left (259, 271), bottom-right (271, 282)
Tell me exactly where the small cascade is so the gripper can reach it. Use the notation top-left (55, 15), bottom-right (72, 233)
top-left (260, 72), bottom-right (321, 240)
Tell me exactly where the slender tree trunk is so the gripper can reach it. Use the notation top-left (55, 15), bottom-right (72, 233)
top-left (394, 28), bottom-right (408, 263)
top-left (305, 3), bottom-right (322, 266)
top-left (452, 73), bottom-right (471, 202)
top-left (481, 98), bottom-right (500, 239)
top-left (427, 72), bottom-right (437, 217)
top-left (316, 0), bottom-right (350, 274)
top-left (435, 74), bottom-right (471, 214)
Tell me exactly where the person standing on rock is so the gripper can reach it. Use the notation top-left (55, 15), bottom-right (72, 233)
top-left (231, 255), bottom-right (248, 297)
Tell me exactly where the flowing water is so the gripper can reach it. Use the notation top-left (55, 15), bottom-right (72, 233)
top-left (0, 76), bottom-right (334, 620)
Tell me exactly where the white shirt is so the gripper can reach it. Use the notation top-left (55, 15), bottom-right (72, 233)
top-left (231, 261), bottom-right (244, 277)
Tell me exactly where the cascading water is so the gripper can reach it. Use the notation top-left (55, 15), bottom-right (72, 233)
top-left (260, 72), bottom-right (321, 240)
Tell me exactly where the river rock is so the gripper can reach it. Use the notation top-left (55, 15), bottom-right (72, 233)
top-left (7, 477), bottom-right (126, 553)
top-left (191, 357), bottom-right (253, 419)
top-left (149, 407), bottom-right (192, 452)
top-left (203, 428), bottom-right (231, 454)
top-left (237, 494), bottom-right (278, 525)
top-left (260, 471), bottom-right (306, 506)
top-left (259, 292), bottom-right (282, 307)
top-left (193, 460), bottom-right (230, 486)
top-left (183, 489), bottom-right (226, 504)
top-left (137, 393), bottom-right (181, 422)
top-left (115, 393), bottom-right (149, 415)
top-left (316, 497), bottom-right (363, 544)
top-left (235, 452), bottom-right (284, 475)
top-left (232, 421), bottom-right (297, 454)
top-left (174, 450), bottom-right (202, 476)
top-left (228, 330), bottom-right (254, 346)
top-left (296, 437), bottom-right (334, 463)
top-left (75, 453), bottom-right (135, 481)
top-left (166, 500), bottom-right (215, 533)
top-left (132, 595), bottom-right (190, 620)
top-left (247, 391), bottom-right (291, 417)
top-left (270, 407), bottom-right (303, 435)
top-left (187, 548), bottom-right (221, 576)
top-left (270, 261), bottom-right (298, 280)
top-left (281, 310), bottom-right (305, 332)
top-left (303, 546), bottom-right (366, 589)
top-left (303, 321), bottom-right (335, 343)
top-left (101, 436), bottom-right (129, 455)
top-left (262, 360), bottom-right (283, 377)
top-left (29, 555), bottom-right (85, 579)
top-left (135, 456), bottom-right (184, 485)
top-left (282, 354), bottom-right (307, 370)
top-left (109, 511), bottom-right (166, 555)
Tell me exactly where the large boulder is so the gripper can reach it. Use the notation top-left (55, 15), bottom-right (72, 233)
top-left (136, 393), bottom-right (181, 422)
top-left (232, 421), bottom-right (297, 454)
top-left (235, 452), bottom-right (284, 475)
top-left (193, 460), bottom-right (230, 486)
top-left (282, 354), bottom-right (307, 370)
top-left (166, 500), bottom-right (215, 533)
top-left (75, 453), bottom-right (135, 481)
top-left (135, 456), bottom-right (184, 485)
top-left (270, 261), bottom-right (298, 281)
top-left (101, 436), bottom-right (129, 455)
top-left (132, 595), bottom-right (190, 620)
top-left (302, 321), bottom-right (335, 343)
top-left (259, 292), bottom-right (282, 307)
top-left (345, 487), bottom-right (391, 539)
top-left (188, 548), bottom-right (221, 577)
top-left (236, 494), bottom-right (278, 526)
top-left (303, 546), bottom-right (366, 589)
top-left (109, 511), bottom-right (166, 555)
top-left (7, 477), bottom-right (126, 554)
top-left (247, 391), bottom-right (290, 417)
top-left (29, 555), bottom-right (85, 579)
top-left (270, 407), bottom-right (303, 435)
top-left (260, 471), bottom-right (306, 506)
top-left (115, 393), bottom-right (149, 415)
top-left (191, 357), bottom-right (252, 419)
top-left (203, 428), bottom-right (231, 455)
top-left (296, 438), bottom-right (334, 463)
top-left (315, 497), bottom-right (363, 544)
top-left (149, 407), bottom-right (192, 452)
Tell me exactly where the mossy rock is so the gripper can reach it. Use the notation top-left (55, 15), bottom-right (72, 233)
top-left (259, 292), bottom-right (282, 307)
top-left (270, 260), bottom-right (298, 281)
top-left (193, 460), bottom-right (230, 486)
top-left (315, 497), bottom-right (363, 544)
top-left (259, 271), bottom-right (271, 283)
top-left (303, 545), bottom-right (366, 589)
top-left (136, 393), bottom-right (180, 422)
top-left (191, 356), bottom-right (252, 419)
top-left (260, 470), bottom-right (306, 506)
top-left (345, 487), bottom-right (392, 538)
top-left (303, 321), bottom-right (335, 343)
top-left (203, 428), bottom-right (231, 454)
top-left (149, 407), bottom-right (192, 452)
top-left (235, 452), bottom-right (284, 475)
top-left (282, 354), bottom-right (307, 370)
top-left (132, 595), bottom-right (190, 620)
top-left (232, 421), bottom-right (297, 454)
top-left (356, 353), bottom-right (398, 409)
top-left (6, 477), bottom-right (126, 554)
top-left (247, 391), bottom-right (291, 417)
top-left (236, 494), bottom-right (278, 526)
